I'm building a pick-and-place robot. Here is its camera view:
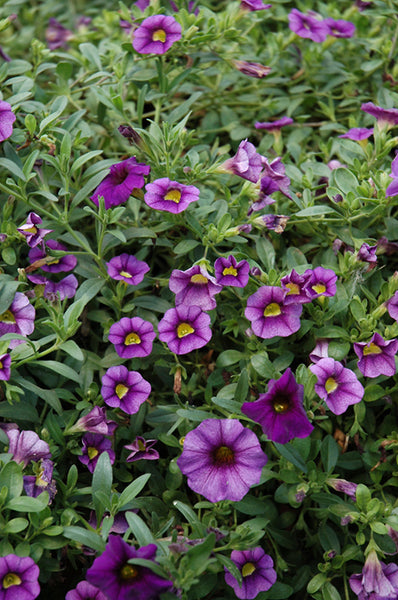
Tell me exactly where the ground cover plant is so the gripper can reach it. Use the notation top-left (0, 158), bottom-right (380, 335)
top-left (0, 0), bottom-right (398, 598)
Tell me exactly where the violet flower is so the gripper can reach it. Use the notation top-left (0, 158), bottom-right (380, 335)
top-left (6, 429), bottom-right (51, 468)
top-left (0, 100), bottom-right (16, 142)
top-left (90, 157), bottom-right (150, 209)
top-left (309, 340), bottom-right (329, 364)
top-left (255, 117), bottom-right (293, 132)
top-left (240, 0), bottom-right (272, 10)
top-left (144, 177), bottom-right (200, 213)
top-left (132, 15), bottom-right (182, 55)
top-left (0, 353), bottom-right (11, 381)
top-left (242, 368), bottom-right (314, 444)
top-left (0, 554), bottom-right (40, 599)
top-left (45, 17), bottom-right (73, 50)
top-left (304, 266), bottom-right (337, 299)
top-left (79, 433), bottom-right (115, 474)
top-left (101, 366), bottom-right (151, 414)
top-left (23, 458), bottom-right (57, 504)
top-left (169, 264), bottom-right (222, 310)
top-left (224, 548), bottom-right (277, 600)
top-left (248, 177), bottom-right (278, 214)
top-left (387, 290), bottom-right (398, 321)
top-left (28, 239), bottom-right (77, 273)
top-left (106, 254), bottom-right (150, 285)
top-left (245, 286), bottom-right (303, 339)
top-left (17, 213), bottom-right (52, 248)
top-left (261, 157), bottom-right (292, 198)
top-left (280, 269), bottom-right (312, 304)
top-left (353, 332), bottom-right (398, 378)
top-left (310, 357), bottom-right (364, 415)
top-left (177, 418), bottom-right (267, 502)
top-left (28, 274), bottom-right (79, 301)
top-left (357, 243), bottom-right (377, 264)
top-left (324, 18), bottom-right (356, 38)
top-left (261, 214), bottom-right (290, 234)
top-left (86, 535), bottom-right (172, 599)
top-left (70, 406), bottom-right (112, 436)
top-left (219, 139), bottom-right (263, 183)
top-left (288, 9), bottom-right (329, 42)
top-left (125, 437), bottom-right (159, 462)
top-left (361, 102), bottom-right (398, 127)
top-left (232, 60), bottom-right (271, 79)
top-left (0, 292), bottom-right (35, 349)
top-left (108, 317), bottom-right (156, 359)
top-left (386, 155), bottom-right (398, 198)
top-left (66, 580), bottom-right (107, 600)
top-left (339, 127), bottom-right (373, 141)
top-left (214, 256), bottom-right (250, 288)
top-left (327, 478), bottom-right (358, 501)
top-left (349, 551), bottom-right (398, 600)
top-left (158, 305), bottom-right (212, 355)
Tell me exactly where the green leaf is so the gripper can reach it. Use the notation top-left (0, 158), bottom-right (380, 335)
top-left (176, 408), bottom-right (211, 422)
top-left (39, 96), bottom-right (68, 134)
top-left (0, 278), bottom-right (22, 313)
top-left (250, 353), bottom-right (275, 379)
top-left (0, 461), bottom-right (23, 502)
top-left (234, 369), bottom-right (249, 402)
top-left (216, 350), bottom-right (244, 367)
top-left (318, 524), bottom-right (341, 554)
top-left (321, 436), bottom-right (340, 473)
top-left (125, 511), bottom-right (155, 546)
top-left (59, 340), bottom-right (84, 362)
top-left (216, 554), bottom-right (242, 587)
top-left (3, 518), bottom-right (28, 533)
top-left (322, 581), bottom-right (342, 600)
top-left (92, 452), bottom-right (112, 518)
top-left (331, 167), bottom-right (359, 194)
top-left (127, 558), bottom-right (168, 579)
top-left (274, 442), bottom-right (308, 473)
top-left (13, 376), bottom-right (62, 415)
top-left (166, 91), bottom-right (202, 125)
top-left (7, 492), bottom-right (49, 512)
top-left (0, 158), bottom-right (27, 181)
top-left (184, 533), bottom-right (216, 574)
top-left (307, 574), bottom-right (328, 594)
top-left (132, 296), bottom-right (171, 313)
top-left (63, 526), bottom-right (105, 552)
top-left (117, 474), bottom-right (151, 510)
top-left (355, 484), bottom-right (371, 511)
top-left (172, 501), bottom-right (202, 529)
top-left (295, 205), bottom-right (337, 217)
top-left (79, 43), bottom-right (102, 69)
top-left (30, 360), bottom-right (81, 383)
top-left (173, 240), bottom-right (200, 255)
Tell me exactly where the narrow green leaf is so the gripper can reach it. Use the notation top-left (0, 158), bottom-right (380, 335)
top-left (63, 526), bottom-right (105, 552)
top-left (125, 511), bottom-right (155, 546)
top-left (274, 442), bottom-right (308, 473)
top-left (117, 474), bottom-right (151, 510)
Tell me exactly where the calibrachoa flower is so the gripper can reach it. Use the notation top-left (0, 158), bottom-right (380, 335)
top-left (79, 433), bottom-right (115, 473)
top-left (132, 15), bottom-right (182, 55)
top-left (324, 18), bottom-right (356, 38)
top-left (310, 357), bottom-right (364, 415)
top-left (28, 239), bottom-right (77, 273)
top-left (144, 178), bottom-right (200, 213)
top-left (280, 269), bottom-right (312, 304)
top-left (255, 117), bottom-right (293, 132)
top-left (45, 17), bottom-right (72, 49)
top-left (17, 212), bottom-right (52, 248)
top-left (261, 157), bottom-right (292, 197)
top-left (387, 290), bottom-right (398, 321)
top-left (304, 266), bottom-right (337, 299)
top-left (169, 264), bottom-right (222, 310)
top-left (0, 353), bottom-right (11, 381)
top-left (240, 0), bottom-right (272, 10)
top-left (245, 286), bottom-right (302, 339)
top-left (90, 157), bottom-right (150, 209)
top-left (23, 458), bottom-right (57, 503)
top-left (0, 292), bottom-right (35, 348)
top-left (386, 154), bottom-right (398, 197)
top-left (108, 317), bottom-right (156, 358)
top-left (242, 369), bottom-right (314, 444)
top-left (248, 177), bottom-right (278, 214)
top-left (353, 332), bottom-right (398, 378)
top-left (224, 548), bottom-right (277, 600)
top-left (349, 551), bottom-right (398, 600)
top-left (326, 477), bottom-right (358, 501)
top-left (66, 580), bottom-right (107, 600)
top-left (339, 127), bottom-right (373, 141)
top-left (309, 340), bottom-right (329, 363)
top-left (232, 60), bottom-right (271, 78)
top-left (357, 243), bottom-right (377, 264)
top-left (177, 418), bottom-right (267, 502)
top-left (361, 102), bottom-right (398, 127)
top-left (28, 274), bottom-right (79, 301)
top-left (158, 305), bottom-right (212, 354)
top-left (6, 429), bottom-right (51, 468)
top-left (261, 214), bottom-right (290, 233)
top-left (71, 406), bottom-right (111, 435)
top-left (0, 554), bottom-right (40, 599)
top-left (214, 255), bottom-right (250, 287)
top-left (219, 139), bottom-right (263, 183)
top-left (0, 100), bottom-right (16, 142)
top-left (125, 437), bottom-right (159, 462)
top-left (101, 366), bottom-right (151, 414)
top-left (288, 9), bottom-right (329, 42)
top-left (106, 254), bottom-right (150, 285)
top-left (86, 535), bottom-right (172, 600)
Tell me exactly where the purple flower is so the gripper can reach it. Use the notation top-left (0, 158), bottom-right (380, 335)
top-left (255, 117), bottom-right (294, 132)
top-left (304, 267), bottom-right (337, 299)
top-left (214, 256), bottom-right (250, 288)
top-left (357, 243), bottom-right (377, 264)
top-left (260, 214), bottom-right (290, 233)
top-left (310, 357), bottom-right (364, 415)
top-left (353, 333), bottom-right (398, 378)
top-left (79, 433), bottom-right (115, 474)
top-left (219, 140), bottom-right (263, 183)
top-left (245, 286), bottom-right (302, 339)
top-left (106, 254), bottom-right (150, 285)
top-left (17, 213), bottom-right (52, 248)
top-left (309, 340), bottom-right (329, 363)
top-left (288, 9), bottom-right (329, 42)
top-left (29, 274), bottom-right (79, 301)
top-left (240, 0), bottom-right (272, 10)
top-left (28, 239), bottom-right (77, 273)
top-left (108, 317), bottom-right (156, 359)
top-left (361, 102), bottom-right (398, 127)
top-left (280, 269), bottom-right (312, 304)
top-left (386, 155), bottom-right (398, 197)
top-left (0, 353), bottom-right (11, 381)
top-left (177, 418), bottom-right (267, 502)
top-left (135, 0), bottom-right (150, 11)
top-left (377, 236), bottom-right (398, 255)
top-left (327, 478), bottom-right (358, 501)
top-left (45, 17), bottom-right (73, 49)
top-left (101, 366), bottom-right (151, 414)
top-left (90, 157), bottom-right (150, 209)
top-left (125, 437), bottom-right (159, 462)
top-left (0, 100), bottom-right (16, 142)
top-left (232, 60), bottom-right (271, 78)
top-left (158, 305), bottom-right (212, 355)
top-left (260, 157), bottom-right (291, 198)
top-left (6, 429), bottom-right (51, 468)
top-left (23, 458), bottom-right (57, 504)
top-left (0, 292), bottom-right (35, 348)
top-left (132, 15), bottom-right (182, 55)
top-left (71, 406), bottom-right (112, 435)
top-left (169, 264), bottom-right (222, 310)
top-left (387, 290), bottom-right (398, 321)
top-left (242, 369), bottom-right (314, 444)
top-left (66, 581), bottom-right (107, 600)
top-left (349, 551), bottom-right (398, 600)
top-left (144, 178), bottom-right (200, 213)
top-left (86, 535), bottom-right (172, 600)
top-left (0, 554), bottom-right (40, 599)
top-left (324, 18), bottom-right (356, 38)
top-left (339, 127), bottom-right (373, 141)
top-left (248, 177), bottom-right (278, 214)
top-left (224, 548), bottom-right (277, 600)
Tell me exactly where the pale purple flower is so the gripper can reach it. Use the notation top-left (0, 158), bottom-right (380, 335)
top-left (260, 157), bottom-right (292, 197)
top-left (214, 256), bottom-right (250, 287)
top-left (0, 353), bottom-right (11, 381)
top-left (108, 317), bottom-right (156, 358)
top-left (169, 264), bottom-right (222, 310)
top-left (125, 437), bottom-right (159, 462)
top-left (0, 100), bottom-right (16, 142)
top-left (28, 274), bottom-right (79, 301)
top-left (6, 429), bottom-right (51, 468)
top-left (28, 239), bottom-right (77, 273)
top-left (240, 0), bottom-right (271, 10)
top-left (280, 269), bottom-right (312, 304)
top-left (288, 9), bottom-right (329, 42)
top-left (304, 267), bottom-right (337, 299)
top-left (90, 157), bottom-right (150, 209)
top-left (66, 580), bottom-right (107, 600)
top-left (71, 406), bottom-right (112, 436)
top-left (261, 214), bottom-right (290, 233)
top-left (232, 60), bottom-right (271, 78)
top-left (349, 551), bottom-right (398, 600)
top-left (339, 127), bottom-right (373, 141)
top-left (255, 117), bottom-right (293, 132)
top-left (0, 292), bottom-right (35, 348)
top-left (132, 15), bottom-right (182, 55)
top-left (224, 548), bottom-right (276, 600)
top-left (144, 178), bottom-right (200, 213)
top-left (219, 140), bottom-right (263, 183)
top-left (357, 243), bottom-right (377, 264)
top-left (387, 290), bottom-right (398, 321)
top-left (0, 554), bottom-right (40, 599)
top-left (45, 17), bottom-right (73, 49)
top-left (158, 304), bottom-right (212, 354)
top-left (17, 213), bottom-right (52, 248)
top-left (353, 332), bottom-right (398, 378)
top-left (327, 477), bottom-right (358, 501)
top-left (324, 18), bottom-right (356, 38)
top-left (23, 458), bottom-right (57, 503)
top-left (101, 366), bottom-right (151, 414)
top-left (248, 177), bottom-right (277, 214)
top-left (361, 102), bottom-right (398, 127)
top-left (245, 286), bottom-right (302, 339)
top-left (106, 254), bottom-right (150, 285)
top-left (310, 357), bottom-right (364, 415)
top-left (386, 155), bottom-right (398, 197)
top-left (309, 340), bottom-right (329, 363)
top-left (79, 433), bottom-right (115, 473)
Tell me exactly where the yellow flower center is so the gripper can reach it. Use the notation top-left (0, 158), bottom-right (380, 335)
top-left (242, 562), bottom-right (256, 577)
top-left (263, 302), bottom-right (281, 317)
top-left (119, 270), bottom-right (132, 278)
top-left (137, 439), bottom-right (146, 451)
top-left (222, 266), bottom-right (238, 277)
top-left (0, 361), bottom-right (2, 370)
top-left (24, 226), bottom-right (37, 234)
top-left (116, 383), bottom-right (129, 399)
top-left (2, 573), bottom-right (22, 589)
top-left (0, 309), bottom-right (16, 323)
top-left (285, 282), bottom-right (300, 295)
top-left (125, 332), bottom-right (141, 345)
top-left (120, 564), bottom-right (138, 580)
top-left (87, 447), bottom-right (99, 460)
top-left (363, 342), bottom-right (382, 356)
top-left (177, 322), bottom-right (195, 338)
top-left (273, 395), bottom-right (290, 413)
top-left (213, 445), bottom-right (234, 465)
top-left (325, 377), bottom-right (338, 393)
top-left (190, 273), bottom-right (208, 284)
top-left (312, 283), bottom-right (326, 294)
top-left (152, 29), bottom-right (166, 43)
top-left (164, 189), bottom-right (181, 203)
top-left (48, 258), bottom-right (60, 265)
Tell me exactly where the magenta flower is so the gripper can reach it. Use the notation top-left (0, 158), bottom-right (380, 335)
top-left (280, 269), bottom-right (312, 304)
top-left (214, 256), bottom-right (250, 288)
top-left (361, 102), bottom-right (398, 127)
top-left (29, 274), bottom-right (79, 301)
top-left (29, 239), bottom-right (77, 273)
top-left (125, 437), bottom-right (159, 462)
top-left (177, 418), bottom-right (267, 502)
top-left (0, 100), bottom-right (16, 142)
top-left (326, 478), bottom-right (358, 501)
top-left (349, 551), bottom-right (398, 600)
top-left (304, 266), bottom-right (337, 299)
top-left (0, 292), bottom-right (35, 348)
top-left (169, 264), bottom-right (222, 310)
top-left (90, 157), bottom-right (150, 209)
top-left (144, 178), bottom-right (200, 213)
top-left (232, 60), bottom-right (271, 78)
top-left (248, 177), bottom-right (278, 214)
top-left (242, 369), bottom-right (314, 444)
top-left (339, 127), bottom-right (373, 141)
top-left (101, 366), bottom-right (151, 414)
top-left (6, 429), bottom-right (51, 468)
top-left (0, 353), bottom-right (11, 381)
top-left (132, 14), bottom-right (182, 55)
top-left (245, 286), bottom-right (302, 339)
top-left (386, 155), bottom-right (398, 197)
top-left (353, 332), bottom-right (398, 378)
top-left (310, 357), bottom-right (364, 415)
top-left (288, 9), bottom-right (329, 42)
top-left (387, 290), bottom-right (398, 321)
top-left (106, 254), bottom-right (150, 285)
top-left (66, 580), bottom-right (107, 600)
top-left (45, 17), bottom-right (72, 49)
top-left (261, 157), bottom-right (292, 198)
top-left (219, 139), bottom-right (263, 183)
top-left (108, 317), bottom-right (156, 359)
top-left (224, 548), bottom-right (277, 600)
top-left (79, 433), bottom-right (115, 473)
top-left (255, 117), bottom-right (293, 132)
top-left (86, 536), bottom-right (172, 600)
top-left (158, 305), bottom-right (212, 354)
top-left (357, 243), bottom-right (377, 264)
top-left (324, 18), bottom-right (356, 38)
top-left (240, 0), bottom-right (272, 10)
top-left (17, 213), bottom-right (52, 248)
top-left (0, 554), bottom-right (40, 599)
